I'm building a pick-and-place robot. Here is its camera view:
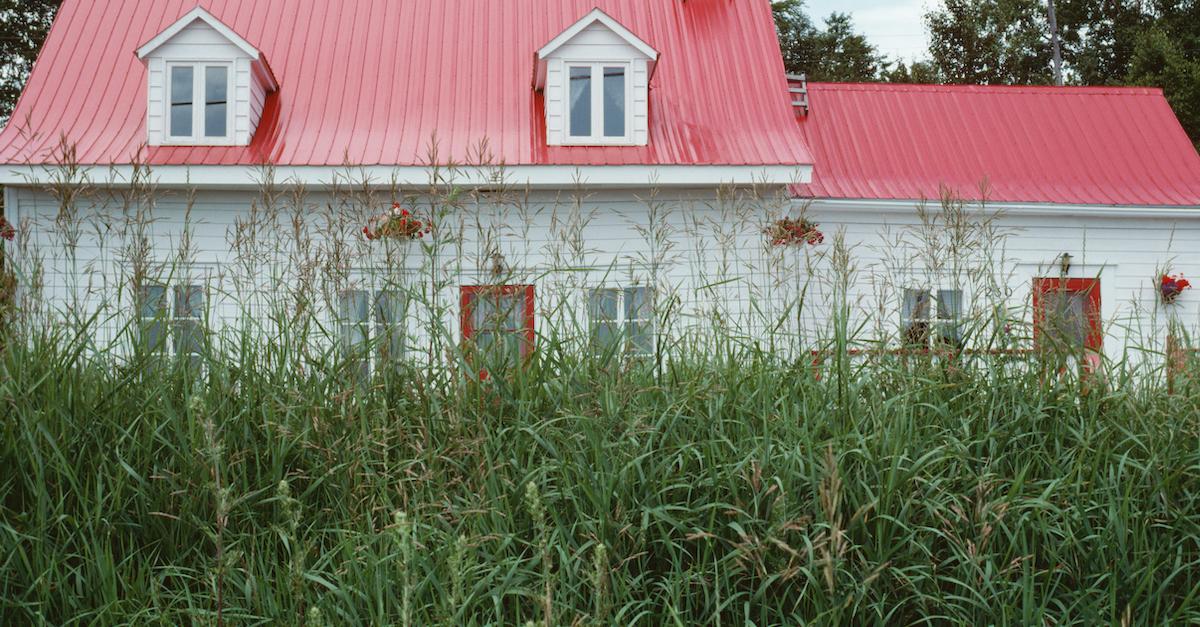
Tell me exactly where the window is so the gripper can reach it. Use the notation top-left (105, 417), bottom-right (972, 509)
top-left (590, 286), bottom-right (654, 357)
top-left (461, 285), bottom-right (536, 372)
top-left (339, 289), bottom-right (407, 377)
top-left (1034, 278), bottom-right (1102, 355)
top-left (901, 288), bottom-right (964, 348)
top-left (167, 63), bottom-right (231, 142)
top-left (139, 283), bottom-right (206, 365)
top-left (566, 63), bottom-right (630, 143)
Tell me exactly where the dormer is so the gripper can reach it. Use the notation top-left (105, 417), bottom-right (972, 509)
top-left (136, 7), bottom-right (278, 147)
top-left (536, 9), bottom-right (658, 147)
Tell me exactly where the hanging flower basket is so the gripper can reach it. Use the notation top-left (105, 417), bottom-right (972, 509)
top-left (766, 217), bottom-right (824, 247)
top-left (363, 203), bottom-right (432, 241)
top-left (0, 216), bottom-right (14, 242)
top-left (1160, 273), bottom-right (1192, 304)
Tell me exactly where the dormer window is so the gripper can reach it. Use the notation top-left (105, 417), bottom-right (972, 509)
top-left (536, 9), bottom-right (658, 147)
top-left (167, 63), bottom-right (231, 142)
top-left (567, 64), bottom-right (629, 143)
top-left (137, 7), bottom-right (278, 147)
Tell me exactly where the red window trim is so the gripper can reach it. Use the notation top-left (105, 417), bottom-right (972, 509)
top-left (460, 284), bottom-right (537, 359)
top-left (1033, 277), bottom-right (1103, 353)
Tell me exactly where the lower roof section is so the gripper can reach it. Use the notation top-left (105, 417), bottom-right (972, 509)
top-left (0, 164), bottom-right (812, 189)
top-left (792, 82), bottom-right (1200, 207)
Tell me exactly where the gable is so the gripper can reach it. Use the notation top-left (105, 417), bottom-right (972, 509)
top-left (136, 6), bottom-right (261, 60)
top-left (149, 19), bottom-right (250, 62)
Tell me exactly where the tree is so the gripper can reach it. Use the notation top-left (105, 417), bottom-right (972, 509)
top-left (0, 0), bottom-right (60, 123)
top-left (925, 0), bottom-right (1057, 84)
top-left (773, 1), bottom-right (887, 82)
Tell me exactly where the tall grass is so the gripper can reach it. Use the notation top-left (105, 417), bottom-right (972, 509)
top-left (1, 157), bottom-right (1199, 623)
top-left (1, 317), bottom-right (1199, 624)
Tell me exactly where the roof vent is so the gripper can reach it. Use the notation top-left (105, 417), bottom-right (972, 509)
top-left (787, 73), bottom-right (809, 116)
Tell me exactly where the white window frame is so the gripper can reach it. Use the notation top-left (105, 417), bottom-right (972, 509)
top-left (138, 281), bottom-right (207, 363)
top-left (901, 286), bottom-right (966, 348)
top-left (164, 61), bottom-right (234, 145)
top-left (338, 288), bottom-right (410, 377)
top-left (589, 286), bottom-right (655, 357)
top-left (563, 62), bottom-right (633, 146)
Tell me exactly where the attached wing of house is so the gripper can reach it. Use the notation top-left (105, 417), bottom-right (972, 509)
top-left (791, 81), bottom-right (1200, 208)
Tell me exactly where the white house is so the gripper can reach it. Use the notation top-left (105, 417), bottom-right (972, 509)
top-left (1, 0), bottom-right (1199, 375)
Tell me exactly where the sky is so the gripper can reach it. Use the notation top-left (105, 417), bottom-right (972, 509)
top-left (803, 0), bottom-right (935, 63)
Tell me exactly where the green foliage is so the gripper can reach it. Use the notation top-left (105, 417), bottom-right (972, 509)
top-left (773, 1), bottom-right (888, 81)
top-left (0, 0), bottom-right (59, 123)
top-left (926, 0), bottom-right (1057, 84)
top-left (1, 322), bottom-right (1199, 624)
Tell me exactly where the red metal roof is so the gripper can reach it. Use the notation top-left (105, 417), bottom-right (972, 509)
top-left (0, 0), bottom-right (811, 169)
top-left (794, 82), bottom-right (1200, 207)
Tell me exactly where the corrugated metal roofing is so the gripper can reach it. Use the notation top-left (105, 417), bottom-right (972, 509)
top-left (794, 82), bottom-right (1200, 207)
top-left (0, 0), bottom-right (812, 168)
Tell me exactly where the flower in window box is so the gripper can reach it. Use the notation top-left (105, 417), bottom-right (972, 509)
top-left (1160, 273), bottom-right (1192, 304)
top-left (363, 203), bottom-right (433, 241)
top-left (765, 217), bottom-right (824, 247)
top-left (0, 216), bottom-right (14, 242)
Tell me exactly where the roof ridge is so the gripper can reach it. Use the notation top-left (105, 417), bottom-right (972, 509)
top-left (804, 82), bottom-right (1165, 97)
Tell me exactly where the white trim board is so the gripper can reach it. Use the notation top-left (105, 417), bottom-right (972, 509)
top-left (137, 7), bottom-right (260, 60)
top-left (538, 9), bottom-right (658, 62)
top-left (0, 164), bottom-right (813, 190)
top-left (802, 198), bottom-right (1200, 218)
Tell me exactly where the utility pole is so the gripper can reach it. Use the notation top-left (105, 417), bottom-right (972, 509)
top-left (1047, 0), bottom-right (1064, 85)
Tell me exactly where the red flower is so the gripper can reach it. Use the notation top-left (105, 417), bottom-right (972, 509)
top-left (1161, 273), bottom-right (1192, 303)
top-left (0, 217), bottom-right (14, 242)
top-left (766, 217), bottom-right (823, 248)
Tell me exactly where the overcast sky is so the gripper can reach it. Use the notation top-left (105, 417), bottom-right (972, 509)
top-left (804, 0), bottom-right (935, 63)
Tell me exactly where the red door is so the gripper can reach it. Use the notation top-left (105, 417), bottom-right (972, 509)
top-left (1033, 277), bottom-right (1102, 370)
top-left (461, 285), bottom-right (536, 376)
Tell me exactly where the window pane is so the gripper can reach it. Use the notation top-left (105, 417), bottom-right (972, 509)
top-left (143, 319), bottom-right (168, 353)
top-left (339, 290), bottom-right (370, 353)
top-left (625, 286), bottom-right (651, 321)
top-left (375, 291), bottom-right (406, 361)
top-left (140, 284), bottom-right (168, 319)
top-left (339, 290), bottom-right (370, 323)
top-left (175, 285), bottom-right (205, 319)
top-left (592, 321), bottom-right (620, 352)
top-left (471, 292), bottom-right (496, 329)
top-left (603, 66), bottom-right (626, 137)
top-left (1044, 291), bottom-right (1089, 348)
top-left (901, 289), bottom-right (932, 345)
top-left (170, 66), bottom-right (194, 137)
top-left (627, 321), bottom-right (653, 356)
top-left (204, 66), bottom-right (228, 138)
top-left (569, 66), bottom-right (592, 137)
top-left (589, 289), bottom-right (619, 321)
top-left (173, 319), bottom-right (204, 357)
top-left (937, 290), bottom-right (962, 320)
top-left (901, 289), bottom-right (932, 323)
top-left (937, 289), bottom-right (963, 347)
top-left (502, 293), bottom-right (525, 330)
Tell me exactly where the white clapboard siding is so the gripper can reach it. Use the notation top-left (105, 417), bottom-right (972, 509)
top-left (7, 185), bottom-right (1200, 367)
